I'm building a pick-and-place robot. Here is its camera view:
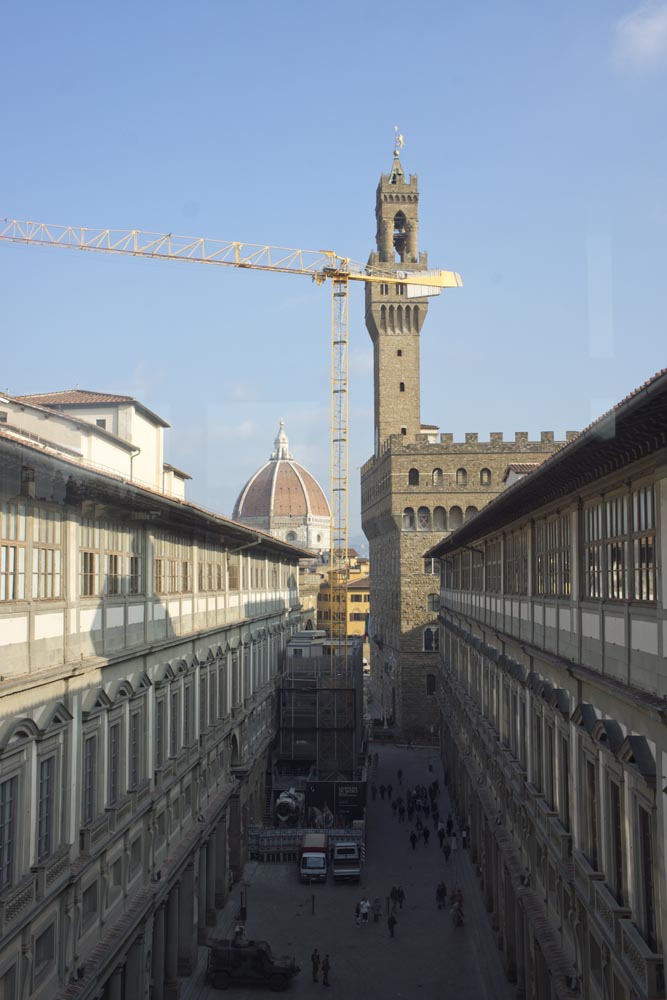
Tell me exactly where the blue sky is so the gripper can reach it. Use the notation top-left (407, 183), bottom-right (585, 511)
top-left (3, 0), bottom-right (666, 548)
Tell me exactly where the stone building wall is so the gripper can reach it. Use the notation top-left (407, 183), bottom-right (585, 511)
top-left (362, 432), bottom-right (574, 735)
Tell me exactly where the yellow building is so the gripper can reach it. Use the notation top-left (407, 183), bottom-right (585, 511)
top-left (317, 568), bottom-right (370, 639)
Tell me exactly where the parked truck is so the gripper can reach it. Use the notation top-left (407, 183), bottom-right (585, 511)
top-left (332, 841), bottom-right (362, 882)
top-left (299, 833), bottom-right (328, 883)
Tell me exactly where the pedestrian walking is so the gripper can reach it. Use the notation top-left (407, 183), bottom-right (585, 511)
top-left (409, 830), bottom-right (418, 851)
top-left (311, 948), bottom-right (321, 982)
top-left (443, 842), bottom-right (451, 861)
top-left (415, 797), bottom-right (422, 814)
top-left (360, 897), bottom-right (371, 924)
top-left (436, 881), bottom-right (447, 909)
top-left (322, 954), bottom-right (331, 987)
top-left (371, 783), bottom-right (377, 801)
top-left (387, 783), bottom-right (393, 799)
top-left (397, 885), bottom-right (405, 909)
top-left (388, 912), bottom-right (397, 937)
top-left (391, 799), bottom-right (398, 817)
top-left (446, 815), bottom-right (453, 837)
top-left (380, 784), bottom-right (386, 800)
top-left (422, 826), bottom-right (430, 846)
top-left (390, 885), bottom-right (399, 911)
top-left (372, 897), bottom-right (382, 923)
top-left (397, 768), bottom-right (403, 785)
top-left (398, 804), bottom-right (406, 823)
top-left (355, 901), bottom-right (361, 927)
top-left (461, 828), bottom-right (468, 849)
top-left (437, 822), bottom-right (445, 848)
top-left (415, 817), bottom-right (423, 833)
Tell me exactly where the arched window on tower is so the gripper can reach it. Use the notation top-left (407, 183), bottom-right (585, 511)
top-left (399, 382), bottom-right (405, 392)
top-left (449, 506), bottom-right (463, 529)
top-left (388, 304), bottom-right (395, 332)
top-left (393, 211), bottom-right (407, 262)
top-left (402, 508), bottom-right (415, 531)
top-left (418, 507), bottom-right (431, 531)
top-left (433, 507), bottom-right (447, 531)
top-left (380, 304), bottom-right (387, 332)
top-left (405, 305), bottom-right (412, 333)
top-left (465, 506), bottom-right (479, 522)
top-left (480, 468), bottom-right (492, 486)
top-left (408, 468), bottom-right (419, 486)
top-left (456, 468), bottom-right (468, 486)
top-left (432, 468), bottom-right (443, 486)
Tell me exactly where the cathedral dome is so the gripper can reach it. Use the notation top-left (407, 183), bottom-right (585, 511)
top-left (233, 421), bottom-right (330, 555)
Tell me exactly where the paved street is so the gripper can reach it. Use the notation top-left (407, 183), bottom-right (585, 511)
top-left (183, 745), bottom-right (515, 1000)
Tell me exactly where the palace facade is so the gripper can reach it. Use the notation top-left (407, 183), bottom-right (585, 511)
top-left (429, 369), bottom-right (667, 1000)
top-left (0, 392), bottom-right (306, 1000)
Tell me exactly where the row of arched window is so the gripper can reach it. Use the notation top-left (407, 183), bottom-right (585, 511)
top-left (408, 468), bottom-right (492, 487)
top-left (403, 505), bottom-right (479, 531)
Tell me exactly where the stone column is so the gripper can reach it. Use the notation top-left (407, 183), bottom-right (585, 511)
top-left (515, 899), bottom-right (526, 1000)
top-left (197, 843), bottom-right (208, 943)
top-left (165, 884), bottom-right (180, 1000)
top-left (228, 794), bottom-right (241, 882)
top-left (206, 833), bottom-right (217, 926)
top-left (106, 966), bottom-right (123, 1000)
top-left (215, 821), bottom-right (227, 908)
top-left (179, 863), bottom-right (197, 974)
top-left (151, 904), bottom-right (165, 1000)
top-left (124, 934), bottom-right (144, 1000)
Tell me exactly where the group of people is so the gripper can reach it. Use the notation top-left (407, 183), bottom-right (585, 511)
top-left (372, 759), bottom-right (470, 932)
top-left (310, 948), bottom-right (331, 987)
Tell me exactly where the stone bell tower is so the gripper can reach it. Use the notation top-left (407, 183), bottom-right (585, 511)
top-left (365, 144), bottom-right (430, 454)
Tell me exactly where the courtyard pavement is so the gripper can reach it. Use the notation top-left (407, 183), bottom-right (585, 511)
top-left (182, 744), bottom-right (515, 1000)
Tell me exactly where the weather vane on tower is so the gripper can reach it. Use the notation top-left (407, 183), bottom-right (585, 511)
top-left (393, 125), bottom-right (405, 157)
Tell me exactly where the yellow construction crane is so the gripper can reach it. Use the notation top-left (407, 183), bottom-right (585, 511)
top-left (0, 218), bottom-right (461, 657)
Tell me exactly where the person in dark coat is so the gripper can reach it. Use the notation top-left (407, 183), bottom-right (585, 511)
top-left (322, 954), bottom-right (331, 987)
top-left (380, 784), bottom-right (386, 799)
top-left (311, 948), bottom-right (321, 982)
top-left (409, 830), bottom-right (418, 851)
top-left (371, 783), bottom-right (377, 800)
top-left (388, 912), bottom-right (397, 937)
top-left (397, 885), bottom-right (405, 909)
top-left (422, 826), bottom-right (430, 846)
top-left (387, 783), bottom-right (393, 800)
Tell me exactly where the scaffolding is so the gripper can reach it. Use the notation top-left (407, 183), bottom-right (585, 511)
top-left (278, 646), bottom-right (363, 780)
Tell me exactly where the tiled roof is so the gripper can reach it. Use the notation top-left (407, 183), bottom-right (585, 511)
top-left (234, 460), bottom-right (330, 521)
top-left (15, 389), bottom-right (170, 427)
top-left (504, 462), bottom-right (540, 474)
top-left (17, 389), bottom-right (136, 405)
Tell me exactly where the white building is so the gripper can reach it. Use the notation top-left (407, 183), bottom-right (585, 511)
top-left (429, 368), bottom-right (667, 1000)
top-left (0, 392), bottom-right (307, 1000)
